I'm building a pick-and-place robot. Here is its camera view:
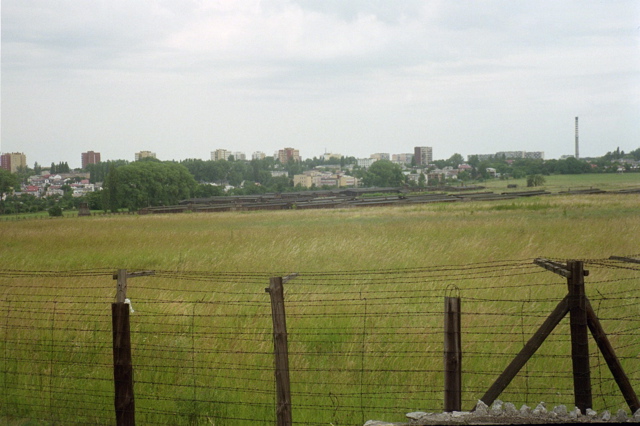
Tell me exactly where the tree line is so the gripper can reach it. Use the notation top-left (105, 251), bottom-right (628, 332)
top-left (0, 148), bottom-right (638, 215)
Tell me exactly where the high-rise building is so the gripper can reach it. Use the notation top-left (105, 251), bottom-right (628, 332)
top-left (370, 153), bottom-right (390, 161)
top-left (278, 148), bottom-right (301, 164)
top-left (211, 149), bottom-right (232, 161)
top-left (414, 147), bottom-right (433, 166)
top-left (252, 151), bottom-right (266, 160)
top-left (523, 151), bottom-right (545, 160)
top-left (392, 153), bottom-right (414, 164)
top-left (81, 151), bottom-right (101, 169)
top-left (470, 151), bottom-right (545, 161)
top-left (135, 151), bottom-right (156, 161)
top-left (0, 152), bottom-right (27, 173)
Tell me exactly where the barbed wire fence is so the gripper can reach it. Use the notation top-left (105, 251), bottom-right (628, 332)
top-left (1, 256), bottom-right (638, 425)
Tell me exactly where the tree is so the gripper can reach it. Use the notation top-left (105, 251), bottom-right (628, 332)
top-left (418, 173), bottom-right (426, 188)
top-left (447, 153), bottom-right (465, 168)
top-left (48, 205), bottom-right (63, 217)
top-left (87, 160), bottom-right (128, 183)
top-left (0, 169), bottom-right (19, 199)
top-left (85, 191), bottom-right (103, 210)
top-left (194, 184), bottom-right (224, 198)
top-left (102, 161), bottom-right (198, 211)
top-left (362, 160), bottom-right (405, 187)
top-left (103, 166), bottom-right (120, 212)
top-left (0, 169), bottom-right (20, 214)
top-left (527, 174), bottom-right (546, 187)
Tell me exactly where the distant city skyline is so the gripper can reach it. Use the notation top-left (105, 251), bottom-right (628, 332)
top-left (7, 144), bottom-right (637, 171)
top-left (2, 1), bottom-right (639, 168)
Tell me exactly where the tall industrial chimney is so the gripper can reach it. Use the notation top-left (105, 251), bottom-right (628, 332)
top-left (575, 117), bottom-right (579, 159)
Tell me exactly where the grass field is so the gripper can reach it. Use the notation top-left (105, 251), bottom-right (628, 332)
top-left (1, 192), bottom-right (638, 272)
top-left (1, 175), bottom-right (639, 424)
top-left (482, 172), bottom-right (639, 193)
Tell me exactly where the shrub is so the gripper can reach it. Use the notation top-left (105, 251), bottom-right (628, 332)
top-left (48, 205), bottom-right (63, 217)
top-left (527, 174), bottom-right (546, 187)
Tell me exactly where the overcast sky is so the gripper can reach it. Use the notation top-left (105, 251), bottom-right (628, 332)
top-left (2, 0), bottom-right (639, 168)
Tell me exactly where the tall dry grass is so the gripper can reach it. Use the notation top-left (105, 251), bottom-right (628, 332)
top-left (1, 193), bottom-right (639, 424)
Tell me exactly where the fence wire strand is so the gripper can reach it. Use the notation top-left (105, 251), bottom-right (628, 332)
top-left (1, 255), bottom-right (638, 424)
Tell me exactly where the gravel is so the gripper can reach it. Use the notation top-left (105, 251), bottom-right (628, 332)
top-left (363, 400), bottom-right (640, 425)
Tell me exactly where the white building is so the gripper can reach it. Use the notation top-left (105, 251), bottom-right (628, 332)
top-left (357, 158), bottom-right (377, 169)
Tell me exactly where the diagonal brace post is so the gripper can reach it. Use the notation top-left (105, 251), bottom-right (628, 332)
top-left (477, 296), bottom-right (570, 409)
top-left (586, 300), bottom-right (640, 413)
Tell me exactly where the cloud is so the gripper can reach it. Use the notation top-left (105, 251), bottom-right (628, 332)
top-left (1, 0), bottom-right (639, 166)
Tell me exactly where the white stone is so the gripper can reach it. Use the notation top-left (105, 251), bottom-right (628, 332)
top-left (615, 409), bottom-right (628, 422)
top-left (601, 410), bottom-right (611, 421)
top-left (474, 400), bottom-right (489, 415)
top-left (586, 408), bottom-right (597, 417)
top-left (490, 399), bottom-right (504, 415)
top-left (634, 408), bottom-right (640, 419)
top-left (451, 411), bottom-right (471, 418)
top-left (532, 402), bottom-right (547, 416)
top-left (406, 412), bottom-right (427, 420)
top-left (553, 405), bottom-right (568, 416)
top-left (504, 403), bottom-right (518, 415)
top-left (569, 407), bottom-right (581, 419)
top-left (520, 404), bottom-right (531, 416)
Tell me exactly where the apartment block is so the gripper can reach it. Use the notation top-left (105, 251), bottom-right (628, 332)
top-left (392, 153), bottom-right (414, 164)
top-left (469, 151), bottom-right (545, 161)
top-left (414, 147), bottom-right (433, 166)
top-left (524, 151), bottom-right (545, 160)
top-left (370, 153), bottom-right (390, 161)
top-left (293, 174), bottom-right (313, 188)
top-left (135, 151), bottom-right (156, 161)
top-left (211, 149), bottom-right (231, 161)
top-left (278, 148), bottom-right (301, 164)
top-left (0, 152), bottom-right (27, 173)
top-left (81, 151), bottom-right (101, 169)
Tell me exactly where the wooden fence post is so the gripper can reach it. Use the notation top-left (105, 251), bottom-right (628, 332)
top-left (567, 260), bottom-right (592, 412)
top-left (112, 269), bottom-right (135, 426)
top-left (266, 276), bottom-right (292, 426)
top-left (444, 296), bottom-right (462, 412)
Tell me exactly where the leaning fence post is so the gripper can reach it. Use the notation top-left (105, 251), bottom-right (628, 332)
top-left (266, 276), bottom-right (293, 426)
top-left (567, 260), bottom-right (592, 412)
top-left (112, 269), bottom-right (135, 426)
top-left (444, 290), bottom-right (462, 412)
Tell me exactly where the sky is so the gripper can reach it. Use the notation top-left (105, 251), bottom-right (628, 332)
top-left (2, 0), bottom-right (639, 169)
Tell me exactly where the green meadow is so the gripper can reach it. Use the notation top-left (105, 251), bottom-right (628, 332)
top-left (483, 172), bottom-right (640, 193)
top-left (2, 193), bottom-right (638, 272)
top-left (1, 174), bottom-right (639, 424)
